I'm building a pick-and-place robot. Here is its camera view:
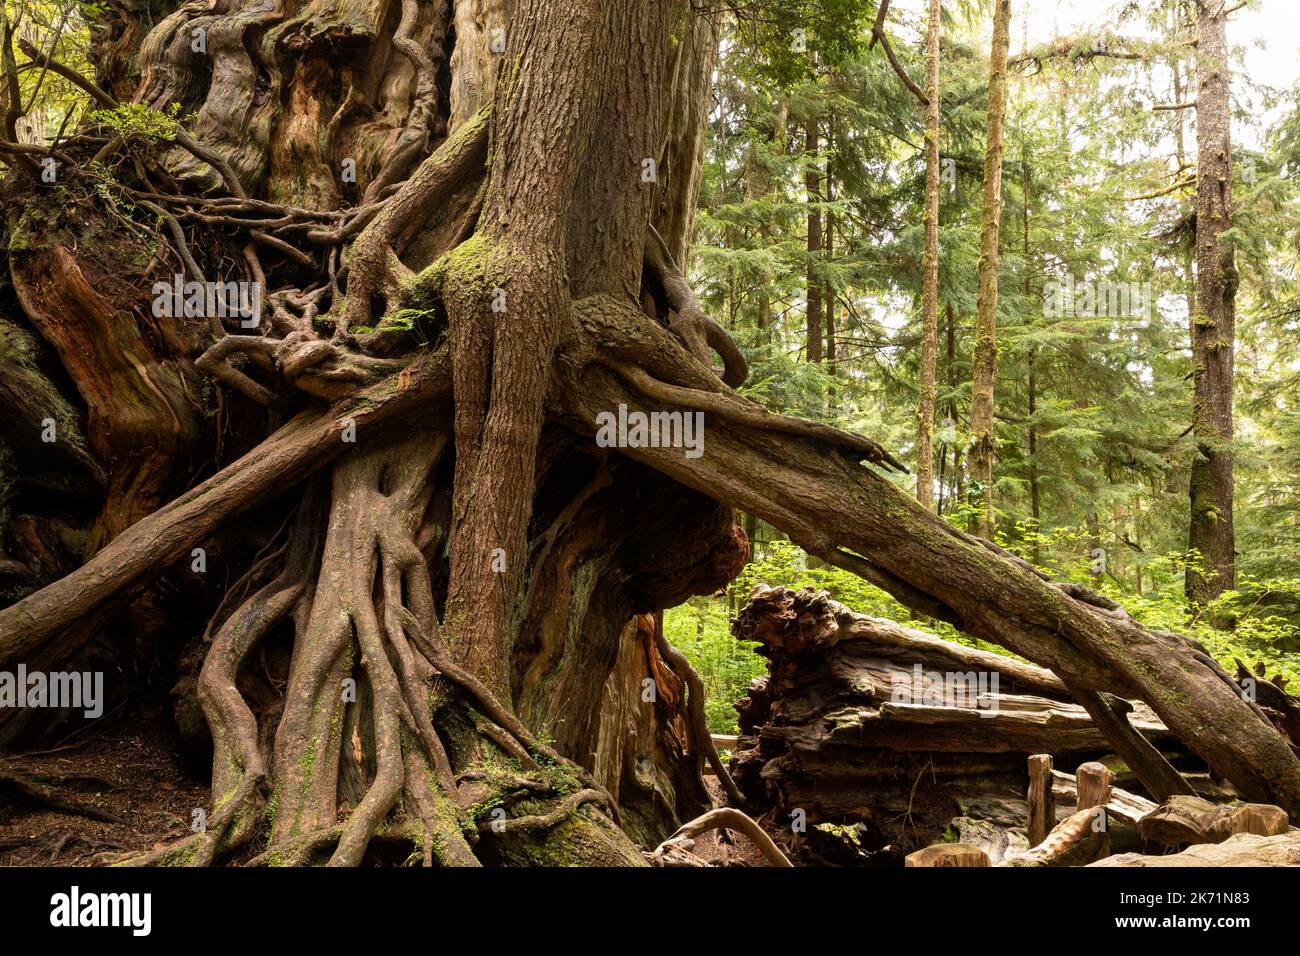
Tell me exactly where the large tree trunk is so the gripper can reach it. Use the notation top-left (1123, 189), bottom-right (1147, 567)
top-left (0, 0), bottom-right (744, 865)
top-left (968, 0), bottom-right (1011, 539)
top-left (1186, 0), bottom-right (1237, 607)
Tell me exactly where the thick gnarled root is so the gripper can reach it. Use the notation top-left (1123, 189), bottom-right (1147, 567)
top-left (122, 424), bottom-right (631, 867)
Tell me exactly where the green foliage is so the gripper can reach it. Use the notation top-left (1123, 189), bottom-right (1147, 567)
top-left (88, 101), bottom-right (186, 143)
top-left (676, 0), bottom-right (1300, 722)
top-left (85, 159), bottom-right (133, 213)
top-left (664, 599), bottom-right (764, 736)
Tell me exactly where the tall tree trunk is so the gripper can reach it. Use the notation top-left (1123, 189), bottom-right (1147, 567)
top-left (0, 0), bottom-right (746, 866)
top-left (915, 0), bottom-right (942, 509)
top-left (968, 0), bottom-right (1011, 539)
top-left (1022, 154), bottom-right (1040, 557)
top-left (1186, 0), bottom-right (1238, 607)
top-left (824, 116), bottom-right (837, 407)
top-left (946, 302), bottom-right (964, 509)
top-left (805, 116), bottom-right (823, 365)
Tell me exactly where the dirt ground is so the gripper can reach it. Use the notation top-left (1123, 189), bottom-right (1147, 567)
top-left (1, 710), bottom-right (786, 866)
top-left (682, 776), bottom-right (780, 866)
top-left (0, 704), bottom-right (209, 866)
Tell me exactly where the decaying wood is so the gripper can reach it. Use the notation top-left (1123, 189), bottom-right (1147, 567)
top-left (568, 348), bottom-right (1300, 812)
top-left (1093, 831), bottom-right (1300, 867)
top-left (1027, 754), bottom-right (1055, 845)
top-left (1075, 761), bottom-right (1114, 857)
top-left (1005, 807), bottom-right (1106, 867)
top-left (945, 817), bottom-right (1028, 865)
top-left (905, 843), bottom-right (990, 867)
top-left (728, 585), bottom-right (1188, 854)
top-left (1139, 794), bottom-right (1290, 847)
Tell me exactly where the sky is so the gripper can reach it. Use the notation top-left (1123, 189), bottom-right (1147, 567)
top-left (891, 0), bottom-right (1299, 146)
top-left (861, 1), bottom-right (1299, 339)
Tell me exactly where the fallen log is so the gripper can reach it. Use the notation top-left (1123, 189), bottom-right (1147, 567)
top-left (729, 586), bottom-right (1188, 855)
top-left (1092, 831), bottom-right (1300, 867)
top-left (572, 353), bottom-right (1300, 811)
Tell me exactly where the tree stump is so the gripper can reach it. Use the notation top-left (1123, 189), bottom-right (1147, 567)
top-left (905, 843), bottom-right (991, 867)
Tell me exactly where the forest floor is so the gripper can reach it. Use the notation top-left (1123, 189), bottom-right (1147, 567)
top-left (691, 777), bottom-right (774, 866)
top-left (0, 706), bottom-right (779, 866)
top-left (0, 706), bottom-right (208, 866)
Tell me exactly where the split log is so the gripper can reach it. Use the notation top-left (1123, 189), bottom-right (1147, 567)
top-left (1093, 831), bottom-right (1300, 867)
top-left (905, 843), bottom-right (990, 867)
top-left (1140, 794), bottom-right (1290, 847)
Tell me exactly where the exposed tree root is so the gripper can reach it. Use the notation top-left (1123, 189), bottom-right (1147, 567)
top-left (0, 769), bottom-right (127, 825)
top-left (115, 423), bottom-right (630, 866)
top-left (650, 807), bottom-right (792, 867)
top-left (652, 617), bottom-right (743, 806)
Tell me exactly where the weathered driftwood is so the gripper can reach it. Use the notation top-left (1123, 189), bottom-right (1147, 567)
top-left (1027, 754), bottom-right (1055, 845)
top-left (730, 586), bottom-right (1182, 855)
top-left (905, 843), bottom-right (990, 867)
top-left (1093, 831), bottom-right (1300, 867)
top-left (1139, 794), bottom-right (1290, 847)
top-left (1005, 807), bottom-right (1107, 867)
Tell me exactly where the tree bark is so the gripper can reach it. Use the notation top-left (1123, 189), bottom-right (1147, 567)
top-left (915, 0), bottom-right (942, 510)
top-left (968, 0), bottom-right (1012, 538)
top-left (1186, 0), bottom-right (1237, 607)
top-left (804, 116), bottom-right (823, 365)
